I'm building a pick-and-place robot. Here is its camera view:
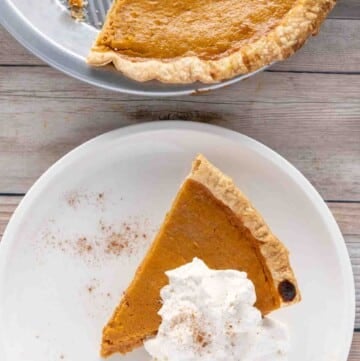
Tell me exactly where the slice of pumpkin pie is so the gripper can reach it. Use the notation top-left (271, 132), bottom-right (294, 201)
top-left (101, 154), bottom-right (300, 357)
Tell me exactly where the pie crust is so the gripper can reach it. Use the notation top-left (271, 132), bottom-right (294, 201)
top-left (191, 155), bottom-right (301, 307)
top-left (87, 0), bottom-right (335, 83)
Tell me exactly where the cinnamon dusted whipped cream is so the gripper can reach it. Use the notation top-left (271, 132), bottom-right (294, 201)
top-left (144, 258), bottom-right (289, 361)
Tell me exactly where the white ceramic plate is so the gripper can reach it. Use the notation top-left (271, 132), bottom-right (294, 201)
top-left (0, 122), bottom-right (355, 361)
top-left (0, 0), bottom-right (269, 96)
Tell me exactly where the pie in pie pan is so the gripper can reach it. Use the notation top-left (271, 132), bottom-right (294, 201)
top-left (87, 0), bottom-right (336, 83)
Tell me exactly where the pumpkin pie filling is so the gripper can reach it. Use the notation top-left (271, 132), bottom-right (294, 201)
top-left (95, 0), bottom-right (297, 60)
top-left (101, 155), bottom-right (300, 357)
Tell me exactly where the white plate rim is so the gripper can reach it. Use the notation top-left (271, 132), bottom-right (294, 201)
top-left (0, 121), bottom-right (355, 360)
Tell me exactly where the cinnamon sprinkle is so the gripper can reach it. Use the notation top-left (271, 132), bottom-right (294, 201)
top-left (41, 217), bottom-right (152, 265)
top-left (37, 191), bottom-right (155, 266)
top-left (86, 278), bottom-right (99, 294)
top-left (170, 312), bottom-right (212, 351)
top-left (64, 190), bottom-right (86, 209)
top-left (195, 331), bottom-right (209, 348)
top-left (64, 190), bottom-right (106, 210)
top-left (76, 237), bottom-right (93, 254)
top-left (101, 219), bottom-right (150, 256)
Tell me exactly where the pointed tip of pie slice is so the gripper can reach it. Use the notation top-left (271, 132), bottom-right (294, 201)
top-left (100, 337), bottom-right (144, 357)
top-left (100, 154), bottom-right (301, 357)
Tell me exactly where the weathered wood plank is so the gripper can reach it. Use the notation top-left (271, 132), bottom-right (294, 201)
top-left (0, 67), bottom-right (359, 198)
top-left (332, 0), bottom-right (360, 19)
top-left (271, 19), bottom-right (360, 72)
top-left (328, 203), bottom-right (360, 236)
top-left (4, 66), bottom-right (360, 102)
top-left (0, 196), bottom-right (20, 239)
top-left (1, 19), bottom-right (360, 72)
top-left (349, 332), bottom-right (360, 360)
top-left (347, 236), bottom-right (360, 328)
top-left (1, 108), bottom-right (359, 199)
top-left (3, 65), bottom-right (360, 102)
top-left (1, 197), bottom-right (360, 329)
top-left (0, 26), bottom-right (43, 65)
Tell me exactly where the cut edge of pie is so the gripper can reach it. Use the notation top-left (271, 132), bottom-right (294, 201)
top-left (100, 154), bottom-right (301, 357)
top-left (87, 0), bottom-right (335, 83)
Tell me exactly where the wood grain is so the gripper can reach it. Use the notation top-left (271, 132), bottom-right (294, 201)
top-left (0, 26), bottom-right (44, 65)
top-left (1, 67), bottom-right (359, 198)
top-left (349, 332), bottom-right (360, 360)
top-left (332, 0), bottom-right (360, 19)
top-left (0, 196), bottom-right (19, 239)
top-left (1, 19), bottom-right (360, 72)
top-left (328, 203), bottom-right (360, 236)
top-left (270, 19), bottom-right (360, 72)
top-left (347, 235), bottom-right (360, 328)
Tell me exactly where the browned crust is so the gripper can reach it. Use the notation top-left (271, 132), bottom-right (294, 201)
top-left (101, 336), bottom-right (145, 357)
top-left (189, 155), bottom-right (301, 308)
top-left (87, 0), bottom-right (336, 83)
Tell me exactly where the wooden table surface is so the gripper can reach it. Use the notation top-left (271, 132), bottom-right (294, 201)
top-left (0, 0), bottom-right (359, 358)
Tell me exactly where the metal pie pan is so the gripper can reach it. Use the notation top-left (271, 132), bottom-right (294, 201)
top-left (0, 0), bottom-right (269, 96)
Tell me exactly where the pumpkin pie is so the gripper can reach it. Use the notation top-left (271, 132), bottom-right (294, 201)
top-left (87, 0), bottom-right (335, 83)
top-left (101, 155), bottom-right (301, 357)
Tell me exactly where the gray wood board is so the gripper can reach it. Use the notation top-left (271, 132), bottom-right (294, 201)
top-left (0, 68), bottom-right (359, 198)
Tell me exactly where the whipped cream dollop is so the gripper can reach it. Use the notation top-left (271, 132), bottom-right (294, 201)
top-left (144, 258), bottom-right (289, 361)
